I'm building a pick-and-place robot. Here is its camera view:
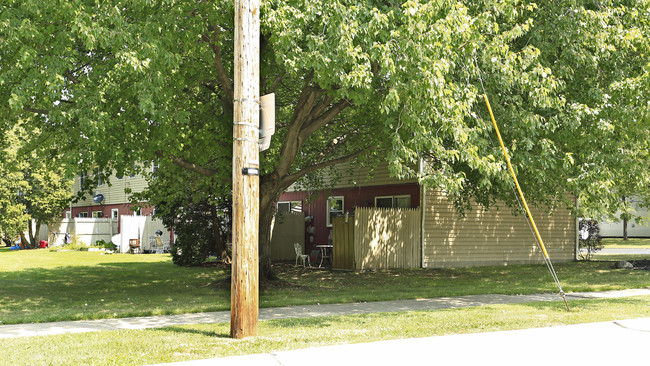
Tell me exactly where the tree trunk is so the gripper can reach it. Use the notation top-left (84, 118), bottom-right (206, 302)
top-left (211, 204), bottom-right (231, 264)
top-left (28, 219), bottom-right (35, 247)
top-left (31, 221), bottom-right (41, 248)
top-left (258, 178), bottom-right (286, 281)
top-left (258, 196), bottom-right (277, 280)
top-left (20, 233), bottom-right (32, 249)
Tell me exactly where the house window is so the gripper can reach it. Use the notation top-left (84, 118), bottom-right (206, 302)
top-left (94, 168), bottom-right (103, 186)
top-left (326, 196), bottom-right (344, 227)
top-left (92, 211), bottom-right (104, 218)
top-left (152, 161), bottom-right (159, 174)
top-left (375, 195), bottom-right (411, 209)
top-left (79, 171), bottom-right (87, 187)
top-left (65, 211), bottom-right (71, 219)
top-left (133, 207), bottom-right (142, 216)
top-left (277, 201), bottom-right (302, 214)
top-left (78, 212), bottom-right (89, 218)
top-left (130, 164), bottom-right (137, 178)
top-left (111, 209), bottom-right (119, 219)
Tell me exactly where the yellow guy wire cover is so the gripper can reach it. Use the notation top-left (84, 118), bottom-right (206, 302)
top-left (483, 94), bottom-right (549, 259)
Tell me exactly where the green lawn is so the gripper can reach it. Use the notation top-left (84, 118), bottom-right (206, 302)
top-left (1, 296), bottom-right (649, 365)
top-left (1, 247), bottom-right (649, 325)
top-left (602, 237), bottom-right (650, 248)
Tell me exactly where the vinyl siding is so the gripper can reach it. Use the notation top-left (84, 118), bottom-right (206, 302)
top-left (72, 172), bottom-right (149, 207)
top-left (422, 188), bottom-right (576, 268)
top-left (287, 161), bottom-right (417, 191)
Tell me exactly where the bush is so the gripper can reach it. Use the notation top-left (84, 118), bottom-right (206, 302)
top-left (53, 242), bottom-right (88, 251)
top-left (94, 239), bottom-right (117, 251)
top-left (579, 219), bottom-right (603, 260)
top-left (167, 199), bottom-right (231, 266)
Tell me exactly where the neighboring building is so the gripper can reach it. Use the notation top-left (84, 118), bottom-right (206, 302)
top-left (278, 162), bottom-right (577, 269)
top-left (598, 197), bottom-right (650, 238)
top-left (64, 164), bottom-right (156, 222)
top-left (54, 163), bottom-right (171, 252)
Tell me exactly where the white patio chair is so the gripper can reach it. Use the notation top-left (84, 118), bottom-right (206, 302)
top-left (294, 243), bottom-right (310, 267)
top-left (154, 236), bottom-right (166, 254)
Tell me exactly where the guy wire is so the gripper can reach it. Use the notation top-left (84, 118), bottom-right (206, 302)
top-left (474, 58), bottom-right (569, 311)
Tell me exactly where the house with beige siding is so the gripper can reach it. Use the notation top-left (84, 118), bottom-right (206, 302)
top-left (52, 163), bottom-right (171, 252)
top-left (65, 163), bottom-right (156, 220)
top-left (277, 162), bottom-right (577, 269)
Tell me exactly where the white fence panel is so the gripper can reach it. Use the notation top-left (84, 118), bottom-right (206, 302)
top-left (118, 216), bottom-right (170, 253)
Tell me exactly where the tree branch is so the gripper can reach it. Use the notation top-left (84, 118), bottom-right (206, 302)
top-left (298, 98), bottom-right (351, 143)
top-left (155, 151), bottom-right (218, 177)
top-left (23, 106), bottom-right (50, 115)
top-left (203, 27), bottom-right (234, 108)
top-left (279, 146), bottom-right (376, 187)
top-left (267, 72), bottom-right (285, 94)
top-left (275, 73), bottom-right (321, 176)
top-left (64, 70), bottom-right (80, 84)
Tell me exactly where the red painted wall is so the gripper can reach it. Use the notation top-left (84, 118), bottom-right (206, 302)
top-left (65, 203), bottom-right (154, 219)
top-left (279, 183), bottom-right (420, 254)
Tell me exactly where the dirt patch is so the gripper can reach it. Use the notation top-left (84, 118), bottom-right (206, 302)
top-left (630, 260), bottom-right (650, 271)
top-left (205, 262), bottom-right (312, 291)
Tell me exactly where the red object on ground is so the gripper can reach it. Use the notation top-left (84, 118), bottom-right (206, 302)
top-left (39, 240), bottom-right (48, 248)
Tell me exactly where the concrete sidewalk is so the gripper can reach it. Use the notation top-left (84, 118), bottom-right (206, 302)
top-left (152, 317), bottom-right (650, 366)
top-left (1, 288), bottom-right (649, 339)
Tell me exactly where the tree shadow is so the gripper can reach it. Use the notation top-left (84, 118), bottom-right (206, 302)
top-left (159, 326), bottom-right (230, 338)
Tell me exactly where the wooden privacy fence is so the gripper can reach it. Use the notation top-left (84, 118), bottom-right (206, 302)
top-left (270, 212), bottom-right (305, 261)
top-left (333, 207), bottom-right (421, 270)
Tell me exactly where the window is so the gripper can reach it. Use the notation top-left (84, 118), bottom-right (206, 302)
top-left (78, 212), bottom-right (89, 218)
top-left (94, 168), bottom-right (103, 186)
top-left (152, 161), bottom-right (159, 174)
top-left (326, 196), bottom-right (344, 227)
top-left (79, 171), bottom-right (87, 187)
top-left (111, 209), bottom-right (119, 219)
top-left (116, 172), bottom-right (124, 180)
top-left (375, 195), bottom-right (411, 209)
top-left (65, 211), bottom-right (71, 219)
top-left (133, 207), bottom-right (142, 216)
top-left (129, 164), bottom-right (137, 178)
top-left (92, 211), bottom-right (104, 218)
top-left (277, 201), bottom-right (302, 214)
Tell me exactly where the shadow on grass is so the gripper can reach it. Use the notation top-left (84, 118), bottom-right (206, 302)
top-left (263, 317), bottom-right (334, 330)
top-left (0, 259), bottom-right (231, 324)
top-left (160, 326), bottom-right (230, 338)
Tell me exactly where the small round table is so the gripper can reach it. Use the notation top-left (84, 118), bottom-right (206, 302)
top-left (315, 244), bottom-right (333, 267)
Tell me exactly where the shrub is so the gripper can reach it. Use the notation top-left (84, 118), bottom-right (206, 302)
top-left (94, 239), bottom-right (117, 251)
top-left (166, 199), bottom-right (231, 266)
top-left (579, 219), bottom-right (603, 260)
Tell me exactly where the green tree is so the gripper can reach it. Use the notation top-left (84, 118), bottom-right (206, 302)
top-left (0, 124), bottom-right (73, 247)
top-left (1, 1), bottom-right (648, 277)
top-left (0, 128), bottom-right (29, 239)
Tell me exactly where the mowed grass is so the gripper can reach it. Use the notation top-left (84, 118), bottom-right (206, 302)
top-left (1, 296), bottom-right (650, 366)
top-left (1, 247), bottom-right (650, 325)
top-left (602, 237), bottom-right (650, 248)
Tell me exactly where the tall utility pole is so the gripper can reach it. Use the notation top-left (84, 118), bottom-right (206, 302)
top-left (231, 0), bottom-right (260, 339)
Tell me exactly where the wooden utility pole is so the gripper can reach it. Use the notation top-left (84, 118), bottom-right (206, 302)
top-left (231, 0), bottom-right (260, 339)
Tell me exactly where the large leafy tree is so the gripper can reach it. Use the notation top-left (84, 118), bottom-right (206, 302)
top-left (1, 0), bottom-right (648, 277)
top-left (0, 124), bottom-right (73, 247)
